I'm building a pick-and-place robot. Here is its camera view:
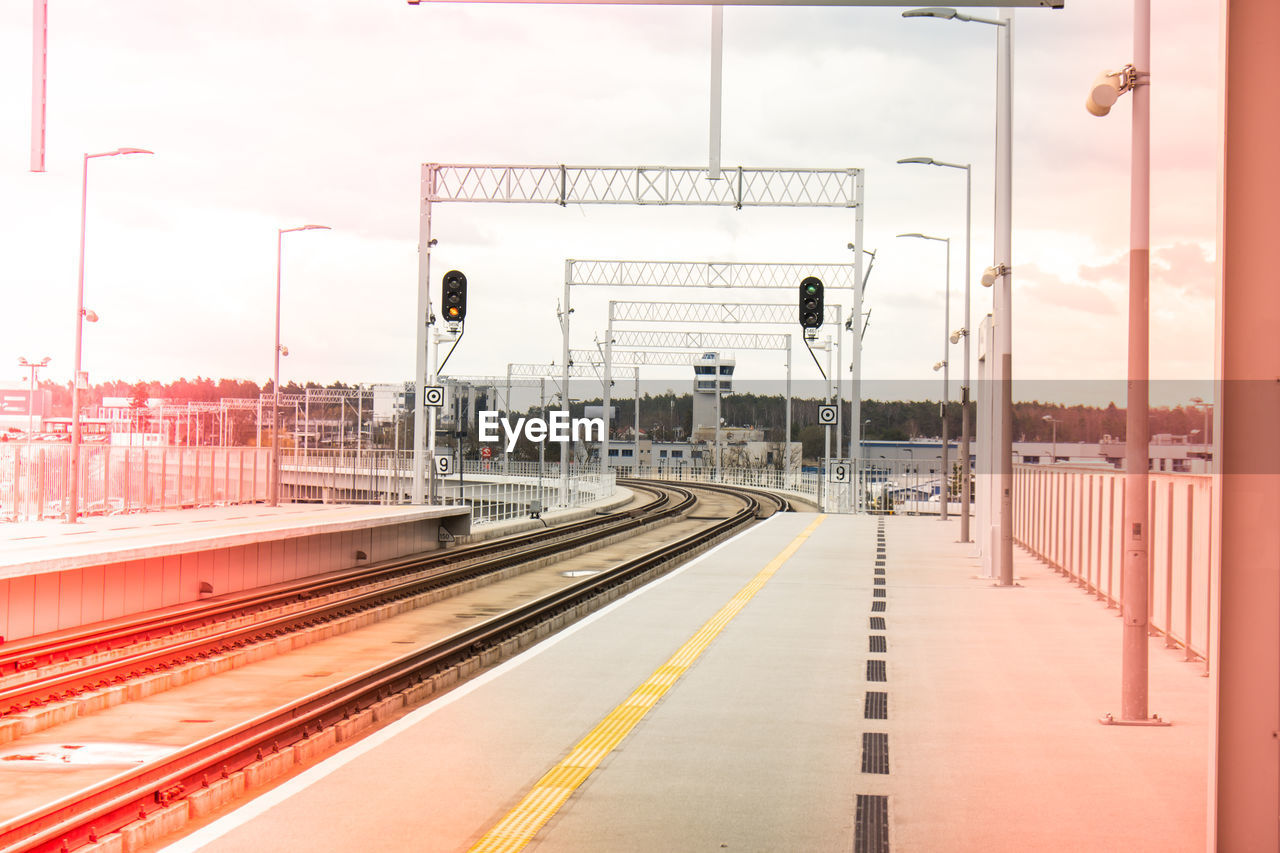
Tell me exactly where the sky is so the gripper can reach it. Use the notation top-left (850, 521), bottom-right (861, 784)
top-left (0, 1), bottom-right (1219, 409)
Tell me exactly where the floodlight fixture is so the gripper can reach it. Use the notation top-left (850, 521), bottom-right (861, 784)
top-left (981, 264), bottom-right (1009, 287)
top-left (1086, 67), bottom-right (1136, 117)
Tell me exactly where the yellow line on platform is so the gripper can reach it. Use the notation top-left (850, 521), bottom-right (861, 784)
top-left (468, 514), bottom-right (828, 853)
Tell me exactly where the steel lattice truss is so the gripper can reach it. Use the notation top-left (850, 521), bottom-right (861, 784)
top-left (427, 164), bottom-right (861, 209)
top-left (299, 388), bottom-right (373, 403)
top-left (448, 375), bottom-right (547, 388)
top-left (567, 260), bottom-right (858, 290)
top-left (610, 301), bottom-right (840, 325)
top-left (569, 348), bottom-right (711, 366)
top-left (509, 362), bottom-right (635, 379)
top-left (610, 330), bottom-right (788, 351)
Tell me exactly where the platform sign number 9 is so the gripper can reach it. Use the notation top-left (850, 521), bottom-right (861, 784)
top-left (830, 461), bottom-right (850, 483)
top-left (434, 455), bottom-right (453, 476)
top-left (817, 405), bottom-right (838, 426)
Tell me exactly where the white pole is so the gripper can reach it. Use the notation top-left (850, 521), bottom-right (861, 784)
top-left (852, 171), bottom-right (866, 511)
top-left (713, 352), bottom-right (722, 482)
top-left (941, 238), bottom-right (950, 521)
top-left (994, 9), bottom-right (1015, 585)
top-left (561, 261), bottom-right (572, 504)
top-left (68, 153), bottom-right (89, 523)
top-left (785, 337), bottom-right (793, 488)
top-left (603, 309), bottom-right (613, 478)
top-left (709, 6), bottom-right (723, 181)
top-left (30, 0), bottom-right (46, 173)
top-left (960, 164), bottom-right (973, 542)
top-left (835, 305), bottom-right (843, 460)
top-left (1120, 0), bottom-right (1152, 723)
top-left (412, 165), bottom-right (434, 504)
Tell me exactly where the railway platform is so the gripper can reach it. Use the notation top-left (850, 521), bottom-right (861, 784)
top-left (0, 504), bottom-right (471, 644)
top-left (156, 513), bottom-right (1209, 853)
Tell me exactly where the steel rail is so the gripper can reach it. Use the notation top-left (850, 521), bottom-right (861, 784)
top-left (0, 481), bottom-right (763, 853)
top-left (0, 485), bottom-right (673, 677)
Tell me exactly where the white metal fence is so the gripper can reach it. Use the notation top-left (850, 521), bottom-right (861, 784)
top-left (1013, 464), bottom-right (1215, 668)
top-left (280, 450), bottom-right (615, 526)
top-left (612, 465), bottom-right (822, 505)
top-left (1, 444), bottom-right (272, 521)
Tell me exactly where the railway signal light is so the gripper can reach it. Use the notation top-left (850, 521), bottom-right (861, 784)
top-left (442, 270), bottom-right (468, 324)
top-left (799, 276), bottom-right (824, 329)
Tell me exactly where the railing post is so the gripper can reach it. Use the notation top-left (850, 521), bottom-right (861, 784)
top-left (1164, 480), bottom-right (1175, 646)
top-left (1184, 483), bottom-right (1195, 661)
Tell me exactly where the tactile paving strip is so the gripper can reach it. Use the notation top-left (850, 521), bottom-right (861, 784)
top-left (861, 732), bottom-right (890, 774)
top-left (854, 794), bottom-right (890, 853)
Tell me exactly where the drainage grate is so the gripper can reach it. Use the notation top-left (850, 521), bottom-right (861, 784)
top-left (874, 577), bottom-right (885, 585)
top-left (871, 600), bottom-right (886, 612)
top-left (869, 616), bottom-right (886, 630)
top-left (875, 567), bottom-right (885, 575)
top-left (873, 588), bottom-right (886, 598)
top-left (861, 732), bottom-right (890, 774)
top-left (866, 659), bottom-right (887, 681)
top-left (868, 635), bottom-right (887, 653)
top-left (854, 794), bottom-right (890, 853)
top-left (874, 560), bottom-right (885, 567)
top-left (864, 691), bottom-right (888, 719)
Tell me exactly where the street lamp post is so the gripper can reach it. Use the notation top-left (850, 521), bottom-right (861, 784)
top-left (899, 156), bottom-right (972, 539)
top-left (17, 356), bottom-right (50, 440)
top-left (67, 147), bottom-right (152, 523)
top-left (899, 232), bottom-right (952, 521)
top-left (905, 5), bottom-right (1014, 581)
top-left (271, 224), bottom-right (331, 508)
top-left (1042, 414), bottom-right (1060, 462)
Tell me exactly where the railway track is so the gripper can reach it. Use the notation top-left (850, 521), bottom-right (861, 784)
top-left (0, 482), bottom-right (678, 683)
top-left (0, 480), bottom-right (787, 853)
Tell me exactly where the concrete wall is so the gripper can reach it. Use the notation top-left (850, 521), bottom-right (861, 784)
top-left (0, 514), bottom-right (467, 643)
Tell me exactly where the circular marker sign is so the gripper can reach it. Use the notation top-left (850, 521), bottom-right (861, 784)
top-left (818, 405), bottom-right (838, 426)
top-left (424, 386), bottom-right (445, 407)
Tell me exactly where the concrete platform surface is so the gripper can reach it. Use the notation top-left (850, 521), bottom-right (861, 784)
top-left (154, 514), bottom-right (1209, 853)
top-left (0, 504), bottom-right (470, 579)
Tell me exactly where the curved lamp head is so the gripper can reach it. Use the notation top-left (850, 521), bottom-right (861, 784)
top-left (113, 147), bottom-right (154, 156)
top-left (902, 7), bottom-right (957, 19)
top-left (897, 157), bottom-right (936, 166)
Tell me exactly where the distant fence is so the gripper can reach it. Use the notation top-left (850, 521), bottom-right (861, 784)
top-left (1, 444), bottom-right (271, 521)
top-left (611, 465), bottom-right (822, 506)
top-left (1013, 464), bottom-right (1214, 667)
top-left (281, 450), bottom-right (615, 526)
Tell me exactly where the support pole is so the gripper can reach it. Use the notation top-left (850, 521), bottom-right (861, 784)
top-left (1212, 0), bottom-right (1280, 846)
top-left (994, 8), bottom-right (1015, 586)
top-left (31, 0), bottom-right (46, 173)
top-left (709, 6), bottom-right (723, 181)
top-left (412, 166), bottom-right (435, 504)
top-left (1119, 0), bottom-right (1151, 723)
top-left (561, 262), bottom-right (571, 504)
top-left (713, 352), bottom-right (722, 482)
top-left (941, 239), bottom-right (950, 521)
top-left (852, 171), bottom-right (866, 512)
top-left (785, 337), bottom-right (793, 488)
top-left (960, 165), bottom-right (973, 542)
top-left (603, 311), bottom-right (613, 478)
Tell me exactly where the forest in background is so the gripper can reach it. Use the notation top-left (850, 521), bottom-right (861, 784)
top-left (26, 377), bottom-right (1209, 452)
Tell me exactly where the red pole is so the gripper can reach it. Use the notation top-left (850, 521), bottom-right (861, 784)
top-left (1213, 0), bottom-right (1280, 843)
